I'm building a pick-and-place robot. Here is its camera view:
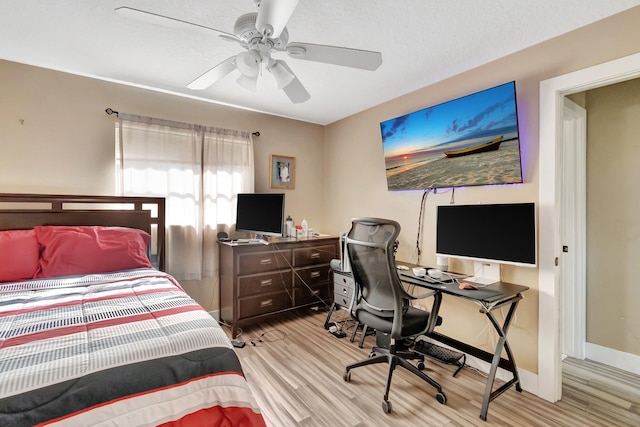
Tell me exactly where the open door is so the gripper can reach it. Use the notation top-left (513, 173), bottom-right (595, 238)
top-left (560, 98), bottom-right (587, 361)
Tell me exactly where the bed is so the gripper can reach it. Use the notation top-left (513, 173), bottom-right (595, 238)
top-left (0, 194), bottom-right (266, 427)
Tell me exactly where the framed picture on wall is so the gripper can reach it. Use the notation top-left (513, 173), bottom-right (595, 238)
top-left (270, 154), bottom-right (295, 189)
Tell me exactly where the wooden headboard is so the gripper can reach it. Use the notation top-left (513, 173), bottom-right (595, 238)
top-left (0, 194), bottom-right (166, 271)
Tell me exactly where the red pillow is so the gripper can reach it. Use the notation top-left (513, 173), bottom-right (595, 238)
top-left (0, 229), bottom-right (40, 282)
top-left (34, 226), bottom-right (152, 278)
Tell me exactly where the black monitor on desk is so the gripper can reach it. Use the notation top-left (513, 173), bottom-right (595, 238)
top-left (436, 203), bottom-right (536, 284)
top-left (235, 193), bottom-right (285, 237)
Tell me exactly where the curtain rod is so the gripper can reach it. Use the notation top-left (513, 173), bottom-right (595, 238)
top-left (104, 108), bottom-right (260, 137)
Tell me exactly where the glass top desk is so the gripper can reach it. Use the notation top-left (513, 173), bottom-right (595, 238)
top-left (399, 267), bottom-right (529, 422)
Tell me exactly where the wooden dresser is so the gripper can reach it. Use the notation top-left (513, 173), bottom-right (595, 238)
top-left (219, 236), bottom-right (339, 338)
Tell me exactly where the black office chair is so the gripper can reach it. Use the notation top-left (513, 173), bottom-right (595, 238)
top-left (342, 218), bottom-right (446, 414)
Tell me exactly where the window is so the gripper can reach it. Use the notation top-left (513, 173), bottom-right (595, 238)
top-left (116, 114), bottom-right (254, 280)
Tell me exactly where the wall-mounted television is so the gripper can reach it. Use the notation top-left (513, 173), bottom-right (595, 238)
top-left (436, 202), bottom-right (536, 285)
top-left (380, 81), bottom-right (523, 191)
top-left (235, 193), bottom-right (285, 237)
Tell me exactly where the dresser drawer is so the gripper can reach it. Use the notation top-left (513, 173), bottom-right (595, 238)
top-left (237, 291), bottom-right (292, 319)
top-left (237, 271), bottom-right (292, 298)
top-left (293, 245), bottom-right (338, 266)
top-left (334, 283), bottom-right (352, 299)
top-left (333, 284), bottom-right (353, 307)
top-left (333, 271), bottom-right (354, 308)
top-left (237, 250), bottom-right (292, 275)
top-left (333, 272), bottom-right (354, 296)
top-left (333, 292), bottom-right (352, 308)
top-left (294, 284), bottom-right (331, 306)
top-left (294, 264), bottom-right (331, 288)
top-left (219, 237), bottom-right (338, 338)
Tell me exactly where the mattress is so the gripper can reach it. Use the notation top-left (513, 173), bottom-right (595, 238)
top-left (0, 269), bottom-right (266, 426)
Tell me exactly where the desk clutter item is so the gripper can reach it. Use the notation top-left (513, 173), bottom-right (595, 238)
top-left (414, 340), bottom-right (466, 377)
top-left (285, 215), bottom-right (293, 237)
top-left (412, 267), bottom-right (427, 277)
top-left (428, 268), bottom-right (443, 279)
top-left (458, 281), bottom-right (477, 290)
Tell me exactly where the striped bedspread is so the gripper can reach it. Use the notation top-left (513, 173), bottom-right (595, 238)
top-left (0, 269), bottom-right (266, 426)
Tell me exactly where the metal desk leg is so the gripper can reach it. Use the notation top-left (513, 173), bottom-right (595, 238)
top-left (479, 298), bottom-right (521, 421)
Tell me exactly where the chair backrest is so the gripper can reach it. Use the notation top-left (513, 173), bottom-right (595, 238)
top-left (345, 218), bottom-right (405, 322)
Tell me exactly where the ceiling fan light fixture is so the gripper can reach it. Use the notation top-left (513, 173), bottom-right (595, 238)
top-left (270, 60), bottom-right (295, 90)
top-left (236, 49), bottom-right (261, 77)
top-left (236, 74), bottom-right (258, 91)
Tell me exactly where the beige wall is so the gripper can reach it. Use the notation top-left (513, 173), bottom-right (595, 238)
top-left (583, 78), bottom-right (640, 356)
top-left (0, 59), bottom-right (324, 310)
top-left (322, 7), bottom-right (640, 374)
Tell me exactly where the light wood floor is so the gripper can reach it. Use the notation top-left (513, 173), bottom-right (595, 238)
top-left (226, 309), bottom-right (639, 426)
top-left (562, 357), bottom-right (640, 426)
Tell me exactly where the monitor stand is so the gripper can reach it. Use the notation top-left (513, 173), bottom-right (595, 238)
top-left (465, 261), bottom-right (500, 286)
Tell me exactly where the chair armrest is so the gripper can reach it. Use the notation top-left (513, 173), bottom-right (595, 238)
top-left (401, 282), bottom-right (436, 300)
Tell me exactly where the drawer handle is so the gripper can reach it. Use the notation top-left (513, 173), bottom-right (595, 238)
top-left (311, 290), bottom-right (320, 295)
top-left (260, 258), bottom-right (273, 265)
top-left (310, 271), bottom-right (321, 278)
top-left (310, 252), bottom-right (320, 259)
top-left (260, 279), bottom-right (273, 286)
top-left (342, 287), bottom-right (348, 294)
top-left (260, 299), bottom-right (273, 308)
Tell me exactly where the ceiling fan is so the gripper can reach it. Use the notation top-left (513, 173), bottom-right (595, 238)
top-left (115, 0), bottom-right (382, 103)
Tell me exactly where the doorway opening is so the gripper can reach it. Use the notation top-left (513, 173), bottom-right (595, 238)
top-left (538, 52), bottom-right (640, 403)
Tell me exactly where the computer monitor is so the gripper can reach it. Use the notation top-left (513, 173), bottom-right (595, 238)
top-left (235, 193), bottom-right (285, 237)
top-left (436, 202), bottom-right (536, 284)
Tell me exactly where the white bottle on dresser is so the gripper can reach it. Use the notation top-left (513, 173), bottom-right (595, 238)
top-left (285, 215), bottom-right (293, 237)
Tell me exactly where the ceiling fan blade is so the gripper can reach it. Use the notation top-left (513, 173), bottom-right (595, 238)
top-left (218, 33), bottom-right (248, 49)
top-left (282, 76), bottom-right (310, 104)
top-left (255, 0), bottom-right (299, 39)
top-left (115, 5), bottom-right (234, 38)
top-left (277, 61), bottom-right (310, 103)
top-left (187, 56), bottom-right (237, 90)
top-left (285, 42), bottom-right (383, 71)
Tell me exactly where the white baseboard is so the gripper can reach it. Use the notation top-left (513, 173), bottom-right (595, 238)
top-left (586, 342), bottom-right (640, 376)
top-left (463, 353), bottom-right (537, 396)
top-left (208, 310), bottom-right (220, 321)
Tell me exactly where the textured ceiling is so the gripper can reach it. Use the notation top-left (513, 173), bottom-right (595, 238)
top-left (1, 0), bottom-right (639, 125)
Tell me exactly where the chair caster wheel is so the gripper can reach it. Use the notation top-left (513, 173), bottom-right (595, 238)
top-left (382, 400), bottom-right (392, 413)
top-left (343, 370), bottom-right (351, 382)
top-left (368, 351), bottom-right (376, 358)
top-left (417, 361), bottom-right (425, 370)
top-left (436, 392), bottom-right (447, 404)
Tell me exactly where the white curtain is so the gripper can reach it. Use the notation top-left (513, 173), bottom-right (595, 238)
top-left (116, 114), bottom-right (254, 280)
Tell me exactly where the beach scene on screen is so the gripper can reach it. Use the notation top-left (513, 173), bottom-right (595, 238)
top-left (380, 82), bottom-right (523, 191)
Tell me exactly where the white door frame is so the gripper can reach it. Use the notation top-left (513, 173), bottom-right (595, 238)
top-left (538, 52), bottom-right (640, 403)
top-left (561, 98), bottom-right (587, 360)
